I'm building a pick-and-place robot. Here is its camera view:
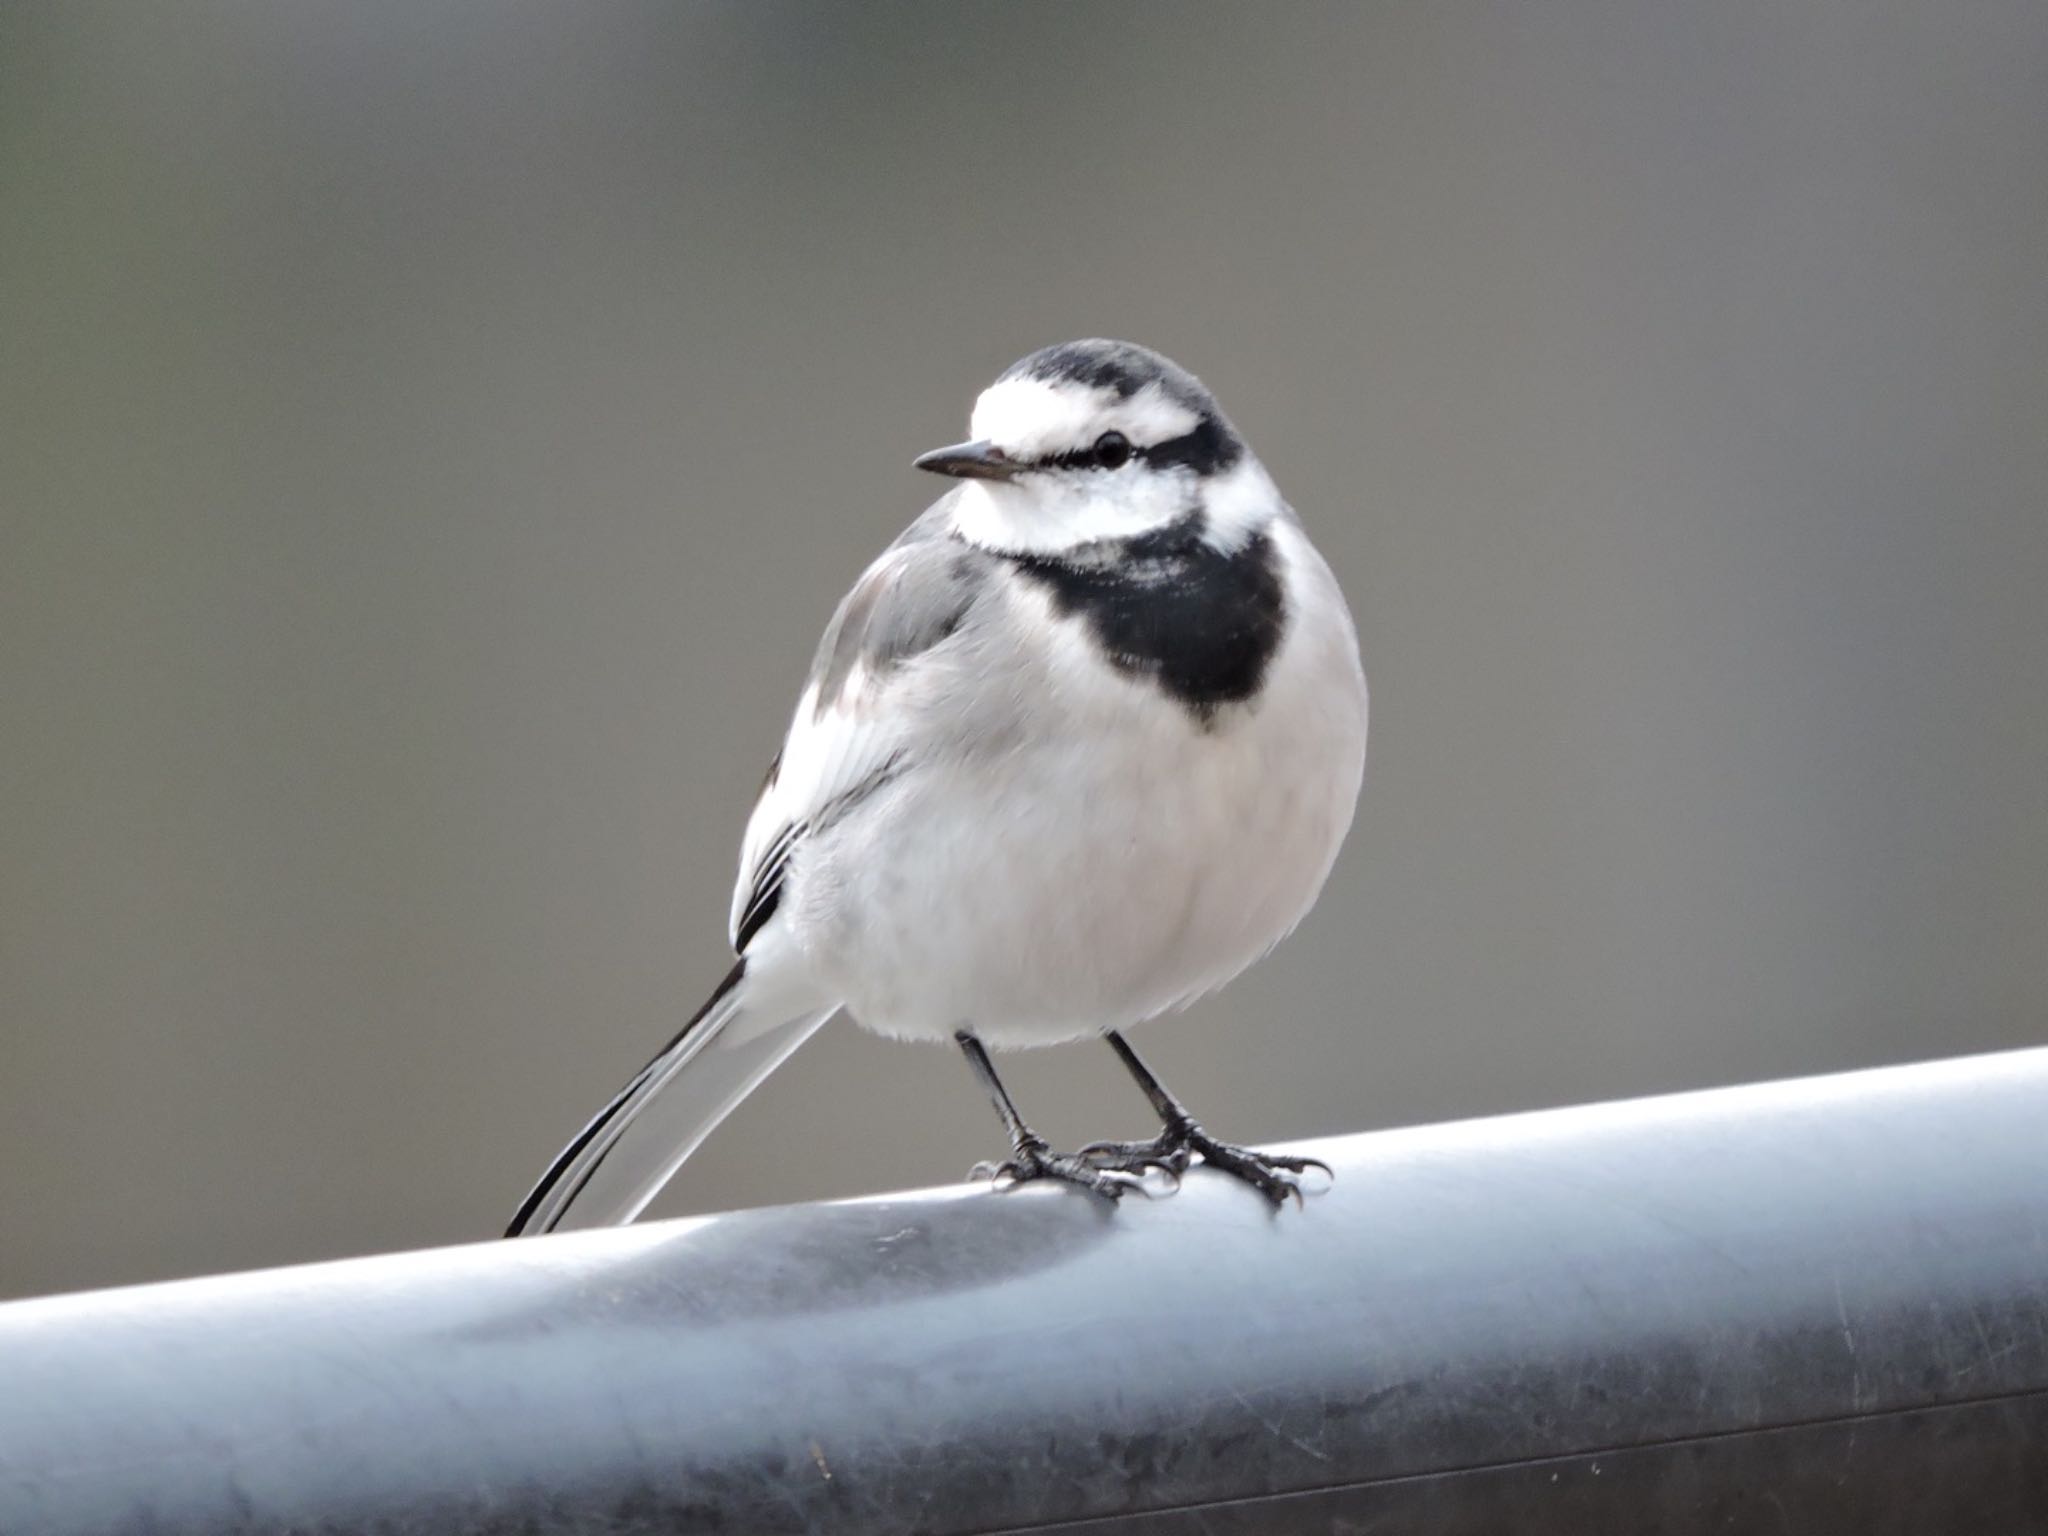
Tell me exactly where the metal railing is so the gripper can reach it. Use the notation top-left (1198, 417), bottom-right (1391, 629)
top-left (4, 1048), bottom-right (2047, 1533)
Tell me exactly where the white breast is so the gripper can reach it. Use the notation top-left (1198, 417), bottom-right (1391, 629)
top-left (783, 516), bottom-right (1367, 1050)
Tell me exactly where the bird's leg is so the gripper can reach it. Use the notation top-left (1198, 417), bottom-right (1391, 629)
top-left (1080, 1030), bottom-right (1333, 1207)
top-left (955, 1031), bottom-right (1147, 1201)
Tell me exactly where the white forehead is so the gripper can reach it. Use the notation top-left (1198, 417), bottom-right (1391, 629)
top-left (968, 376), bottom-right (1201, 458)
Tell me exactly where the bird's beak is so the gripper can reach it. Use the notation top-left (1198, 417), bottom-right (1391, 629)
top-left (913, 439), bottom-right (1021, 482)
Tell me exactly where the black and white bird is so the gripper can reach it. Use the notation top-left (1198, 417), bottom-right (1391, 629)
top-left (507, 339), bottom-right (1368, 1236)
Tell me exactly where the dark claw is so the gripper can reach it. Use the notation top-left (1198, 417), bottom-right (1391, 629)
top-left (1084, 1121), bottom-right (1333, 1209)
top-left (1274, 1152), bottom-right (1336, 1186)
top-left (969, 1141), bottom-right (1149, 1201)
top-left (1072, 1145), bottom-right (1185, 1197)
top-left (1077, 1135), bottom-right (1194, 1175)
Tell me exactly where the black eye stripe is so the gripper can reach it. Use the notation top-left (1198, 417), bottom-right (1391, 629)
top-left (1138, 416), bottom-right (1240, 475)
top-left (1036, 444), bottom-right (1114, 472)
top-left (1031, 417), bottom-right (1241, 476)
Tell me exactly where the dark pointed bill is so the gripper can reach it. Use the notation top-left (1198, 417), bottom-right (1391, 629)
top-left (913, 438), bottom-right (1020, 481)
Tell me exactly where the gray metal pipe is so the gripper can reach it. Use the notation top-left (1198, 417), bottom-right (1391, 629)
top-left (3, 1049), bottom-right (2047, 1534)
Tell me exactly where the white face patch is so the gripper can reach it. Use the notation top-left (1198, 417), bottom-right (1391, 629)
top-left (944, 361), bottom-right (1278, 557)
top-left (968, 377), bottom-right (1201, 462)
top-left (949, 474), bottom-right (1199, 554)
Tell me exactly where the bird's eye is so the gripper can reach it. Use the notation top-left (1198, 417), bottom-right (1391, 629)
top-left (1092, 430), bottom-right (1132, 470)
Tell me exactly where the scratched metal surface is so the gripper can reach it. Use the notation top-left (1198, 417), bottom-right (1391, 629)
top-left (2, 1048), bottom-right (2046, 1535)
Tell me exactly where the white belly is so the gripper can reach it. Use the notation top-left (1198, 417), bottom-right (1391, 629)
top-left (785, 523), bottom-right (1367, 1049)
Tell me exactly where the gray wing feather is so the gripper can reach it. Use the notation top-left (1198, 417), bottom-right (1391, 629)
top-left (807, 505), bottom-right (996, 719)
top-left (729, 499), bottom-right (999, 949)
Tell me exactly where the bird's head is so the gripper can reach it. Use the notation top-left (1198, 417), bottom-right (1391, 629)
top-left (917, 339), bottom-right (1276, 555)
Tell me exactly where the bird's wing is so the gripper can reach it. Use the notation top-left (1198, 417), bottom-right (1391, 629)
top-left (729, 501), bottom-right (995, 950)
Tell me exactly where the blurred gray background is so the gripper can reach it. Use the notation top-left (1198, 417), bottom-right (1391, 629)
top-left (4, 3), bottom-right (2046, 1301)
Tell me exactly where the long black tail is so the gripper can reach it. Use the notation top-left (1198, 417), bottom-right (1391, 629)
top-left (506, 958), bottom-right (834, 1235)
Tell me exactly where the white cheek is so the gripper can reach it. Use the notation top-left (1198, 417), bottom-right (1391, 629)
top-left (950, 474), bottom-right (1193, 554)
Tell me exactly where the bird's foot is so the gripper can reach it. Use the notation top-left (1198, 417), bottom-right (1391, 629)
top-left (1082, 1118), bottom-right (1332, 1207)
top-left (1071, 1134), bottom-right (1192, 1180)
top-left (970, 1135), bottom-right (1159, 1201)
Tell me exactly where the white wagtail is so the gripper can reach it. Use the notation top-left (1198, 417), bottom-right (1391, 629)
top-left (508, 339), bottom-right (1368, 1234)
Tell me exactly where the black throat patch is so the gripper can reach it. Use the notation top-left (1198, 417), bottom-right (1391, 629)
top-left (1005, 515), bottom-right (1287, 725)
